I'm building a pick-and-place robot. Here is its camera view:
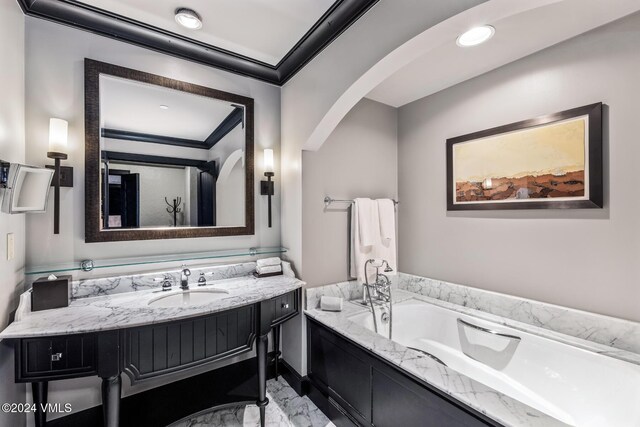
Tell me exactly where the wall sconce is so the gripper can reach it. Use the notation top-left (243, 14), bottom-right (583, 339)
top-left (260, 149), bottom-right (275, 228)
top-left (46, 118), bottom-right (73, 234)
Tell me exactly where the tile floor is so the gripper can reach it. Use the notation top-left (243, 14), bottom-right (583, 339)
top-left (169, 378), bottom-right (335, 427)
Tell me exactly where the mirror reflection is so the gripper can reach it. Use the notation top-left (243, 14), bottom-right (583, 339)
top-left (99, 75), bottom-right (246, 229)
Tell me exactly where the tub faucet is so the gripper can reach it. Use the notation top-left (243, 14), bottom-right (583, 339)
top-left (375, 273), bottom-right (392, 302)
top-left (180, 265), bottom-right (191, 290)
top-left (361, 259), bottom-right (393, 304)
top-left (362, 259), bottom-right (394, 339)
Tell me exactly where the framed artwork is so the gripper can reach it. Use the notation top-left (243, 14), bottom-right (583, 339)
top-left (446, 103), bottom-right (603, 211)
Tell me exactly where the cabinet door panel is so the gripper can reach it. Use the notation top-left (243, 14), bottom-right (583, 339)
top-left (372, 368), bottom-right (488, 427)
top-left (124, 305), bottom-right (255, 382)
top-left (271, 290), bottom-right (298, 326)
top-left (18, 334), bottom-right (97, 381)
top-left (308, 321), bottom-right (371, 423)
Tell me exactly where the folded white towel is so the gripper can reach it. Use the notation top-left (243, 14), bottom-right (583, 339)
top-left (257, 257), bottom-right (281, 268)
top-left (256, 265), bottom-right (282, 275)
top-left (350, 198), bottom-right (379, 284)
top-left (356, 198), bottom-right (378, 247)
top-left (320, 296), bottom-right (343, 312)
top-left (350, 198), bottom-right (398, 284)
top-left (376, 199), bottom-right (397, 273)
top-left (377, 199), bottom-right (395, 243)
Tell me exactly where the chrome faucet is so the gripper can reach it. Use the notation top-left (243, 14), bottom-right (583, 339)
top-left (362, 259), bottom-right (394, 339)
top-left (361, 259), bottom-right (393, 304)
top-left (180, 265), bottom-right (191, 290)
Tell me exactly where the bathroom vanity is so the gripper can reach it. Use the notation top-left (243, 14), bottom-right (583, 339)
top-left (0, 269), bottom-right (302, 427)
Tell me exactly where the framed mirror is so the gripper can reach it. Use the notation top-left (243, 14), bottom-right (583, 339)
top-left (85, 59), bottom-right (254, 242)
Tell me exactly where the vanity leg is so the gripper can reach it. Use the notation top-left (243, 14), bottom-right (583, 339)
top-left (256, 334), bottom-right (269, 427)
top-left (101, 375), bottom-right (121, 427)
top-left (32, 381), bottom-right (48, 427)
top-left (273, 325), bottom-right (281, 381)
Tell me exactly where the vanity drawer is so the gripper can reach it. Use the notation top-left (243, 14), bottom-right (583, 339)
top-left (271, 290), bottom-right (299, 326)
top-left (16, 334), bottom-right (97, 381)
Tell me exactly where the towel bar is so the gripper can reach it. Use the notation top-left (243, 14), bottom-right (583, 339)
top-left (324, 196), bottom-right (399, 208)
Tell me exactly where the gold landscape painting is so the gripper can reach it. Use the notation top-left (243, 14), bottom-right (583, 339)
top-left (453, 117), bottom-right (588, 204)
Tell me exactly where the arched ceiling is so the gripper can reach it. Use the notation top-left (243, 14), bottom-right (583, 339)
top-left (303, 0), bottom-right (640, 151)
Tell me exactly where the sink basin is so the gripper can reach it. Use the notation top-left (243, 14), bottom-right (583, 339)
top-left (148, 288), bottom-right (230, 308)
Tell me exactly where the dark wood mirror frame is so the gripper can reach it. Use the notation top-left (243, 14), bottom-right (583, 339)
top-left (84, 59), bottom-right (255, 242)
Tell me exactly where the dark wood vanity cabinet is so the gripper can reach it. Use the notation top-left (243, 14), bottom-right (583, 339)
top-left (13, 289), bottom-right (300, 427)
top-left (307, 317), bottom-right (501, 427)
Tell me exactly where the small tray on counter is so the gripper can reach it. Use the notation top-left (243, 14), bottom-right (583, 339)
top-left (253, 270), bottom-right (283, 278)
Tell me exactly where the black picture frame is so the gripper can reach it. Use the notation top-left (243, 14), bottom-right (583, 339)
top-left (446, 103), bottom-right (603, 211)
top-left (85, 59), bottom-right (255, 242)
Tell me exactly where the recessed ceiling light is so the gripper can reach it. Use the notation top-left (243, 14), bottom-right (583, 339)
top-left (175, 8), bottom-right (202, 30)
top-left (456, 25), bottom-right (495, 47)
top-left (159, 105), bottom-right (169, 110)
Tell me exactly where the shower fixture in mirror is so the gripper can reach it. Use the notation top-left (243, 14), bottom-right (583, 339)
top-left (84, 59), bottom-right (254, 242)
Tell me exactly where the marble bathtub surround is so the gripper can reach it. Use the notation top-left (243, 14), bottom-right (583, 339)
top-left (169, 378), bottom-right (333, 427)
top-left (308, 278), bottom-right (640, 365)
top-left (305, 280), bottom-right (363, 311)
top-left (305, 280), bottom-right (640, 426)
top-left (305, 291), bottom-right (568, 427)
top-left (2, 274), bottom-right (304, 338)
top-left (397, 273), bottom-right (640, 354)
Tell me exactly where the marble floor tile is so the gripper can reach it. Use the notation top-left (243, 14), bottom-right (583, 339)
top-left (169, 378), bottom-right (334, 427)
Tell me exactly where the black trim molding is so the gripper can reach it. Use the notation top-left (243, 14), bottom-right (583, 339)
top-left (17, 0), bottom-right (380, 85)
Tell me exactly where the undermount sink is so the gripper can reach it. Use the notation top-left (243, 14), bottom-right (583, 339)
top-left (148, 288), bottom-right (230, 308)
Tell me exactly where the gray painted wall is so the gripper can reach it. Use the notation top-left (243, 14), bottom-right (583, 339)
top-left (279, 1), bottom-right (482, 376)
top-left (398, 13), bottom-right (640, 322)
top-left (22, 17), bottom-right (281, 422)
top-left (281, 98), bottom-right (397, 374)
top-left (0, 0), bottom-right (27, 425)
top-left (302, 98), bottom-right (398, 287)
top-left (24, 17), bottom-right (282, 271)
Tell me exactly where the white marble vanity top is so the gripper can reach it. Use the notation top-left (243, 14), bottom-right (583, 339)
top-left (0, 274), bottom-right (303, 339)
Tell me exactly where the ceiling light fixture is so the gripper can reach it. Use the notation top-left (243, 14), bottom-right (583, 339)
top-left (456, 25), bottom-right (495, 47)
top-left (159, 105), bottom-right (169, 110)
top-left (175, 8), bottom-right (202, 30)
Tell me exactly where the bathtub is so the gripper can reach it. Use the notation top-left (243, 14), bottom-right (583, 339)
top-left (348, 298), bottom-right (640, 427)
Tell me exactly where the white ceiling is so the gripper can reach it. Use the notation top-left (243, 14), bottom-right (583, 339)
top-left (366, 0), bottom-right (640, 108)
top-left (100, 75), bottom-right (236, 141)
top-left (80, 0), bottom-right (335, 65)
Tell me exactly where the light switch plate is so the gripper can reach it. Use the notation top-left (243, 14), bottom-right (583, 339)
top-left (7, 233), bottom-right (14, 261)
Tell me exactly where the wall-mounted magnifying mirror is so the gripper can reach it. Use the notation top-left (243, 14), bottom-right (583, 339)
top-left (1, 161), bottom-right (54, 214)
top-left (85, 59), bottom-right (254, 242)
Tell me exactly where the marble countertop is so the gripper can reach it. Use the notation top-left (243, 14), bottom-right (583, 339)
top-left (0, 275), bottom-right (304, 339)
top-left (305, 289), bottom-right (571, 427)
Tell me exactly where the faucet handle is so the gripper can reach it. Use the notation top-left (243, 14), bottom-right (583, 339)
top-left (161, 279), bottom-right (173, 291)
top-left (197, 272), bottom-right (207, 286)
top-left (181, 264), bottom-right (191, 276)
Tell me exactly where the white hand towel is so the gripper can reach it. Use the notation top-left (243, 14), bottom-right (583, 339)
top-left (320, 296), bottom-right (343, 312)
top-left (377, 199), bottom-right (395, 243)
top-left (376, 199), bottom-right (397, 274)
top-left (356, 198), bottom-right (378, 247)
top-left (256, 265), bottom-right (282, 275)
top-left (257, 257), bottom-right (282, 268)
top-left (350, 198), bottom-right (380, 285)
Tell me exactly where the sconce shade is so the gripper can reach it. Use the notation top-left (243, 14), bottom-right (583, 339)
top-left (264, 149), bottom-right (274, 174)
top-left (48, 118), bottom-right (68, 153)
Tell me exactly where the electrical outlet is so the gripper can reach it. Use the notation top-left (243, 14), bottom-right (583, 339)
top-left (7, 233), bottom-right (14, 261)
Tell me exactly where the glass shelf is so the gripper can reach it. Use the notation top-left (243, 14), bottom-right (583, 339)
top-left (25, 247), bottom-right (287, 276)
